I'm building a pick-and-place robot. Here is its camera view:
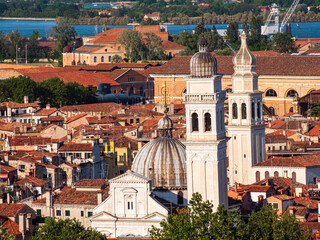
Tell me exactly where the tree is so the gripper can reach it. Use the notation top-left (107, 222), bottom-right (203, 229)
top-left (150, 193), bottom-right (246, 240)
top-left (111, 54), bottom-right (123, 63)
top-left (33, 218), bottom-right (106, 240)
top-left (117, 29), bottom-right (146, 62)
top-left (272, 32), bottom-right (296, 53)
top-left (0, 76), bottom-right (38, 103)
top-left (37, 77), bottom-right (68, 107)
top-left (51, 18), bottom-right (77, 53)
top-left (144, 32), bottom-right (166, 60)
top-left (151, 193), bottom-right (310, 240)
top-left (28, 30), bottom-right (40, 63)
top-left (226, 22), bottom-right (239, 44)
top-left (0, 226), bottom-right (15, 240)
top-left (5, 30), bottom-right (25, 62)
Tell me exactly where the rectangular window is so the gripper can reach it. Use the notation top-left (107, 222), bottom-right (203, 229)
top-left (65, 210), bottom-right (70, 216)
top-left (36, 209), bottom-right (41, 216)
top-left (81, 211), bottom-right (84, 217)
top-left (56, 210), bottom-right (61, 216)
top-left (273, 203), bottom-right (279, 209)
top-left (88, 212), bottom-right (93, 217)
top-left (127, 201), bottom-right (133, 210)
top-left (136, 118), bottom-right (140, 124)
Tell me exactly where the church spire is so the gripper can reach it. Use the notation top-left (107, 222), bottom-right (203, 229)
top-left (232, 31), bottom-right (258, 93)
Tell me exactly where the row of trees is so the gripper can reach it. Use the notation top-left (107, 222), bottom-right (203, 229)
top-left (0, 76), bottom-right (96, 108)
top-left (150, 193), bottom-right (310, 240)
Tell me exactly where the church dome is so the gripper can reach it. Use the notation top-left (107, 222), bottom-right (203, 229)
top-left (233, 32), bottom-right (256, 67)
top-left (131, 113), bottom-right (186, 189)
top-left (190, 34), bottom-right (217, 78)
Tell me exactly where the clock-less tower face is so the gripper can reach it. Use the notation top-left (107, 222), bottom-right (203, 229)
top-left (184, 33), bottom-right (229, 211)
top-left (227, 32), bottom-right (266, 186)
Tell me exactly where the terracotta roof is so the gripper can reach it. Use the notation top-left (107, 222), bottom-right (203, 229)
top-left (7, 136), bottom-right (52, 146)
top-left (2, 218), bottom-right (21, 236)
top-left (251, 50), bottom-right (280, 56)
top-left (265, 133), bottom-right (287, 143)
top-left (270, 194), bottom-right (294, 200)
top-left (59, 143), bottom-right (94, 152)
top-left (62, 163), bottom-right (78, 168)
top-left (112, 136), bottom-right (139, 150)
top-left (284, 206), bottom-right (308, 216)
top-left (0, 164), bottom-right (16, 173)
top-left (0, 204), bottom-right (25, 217)
top-left (86, 116), bottom-right (115, 124)
top-left (162, 40), bottom-right (185, 49)
top-left (16, 176), bottom-right (48, 187)
top-left (73, 179), bottom-right (106, 187)
top-left (74, 44), bottom-right (105, 53)
top-left (102, 69), bottom-right (130, 80)
top-left (254, 154), bottom-right (320, 167)
top-left (253, 177), bottom-right (310, 194)
top-left (25, 71), bottom-right (119, 87)
top-left (306, 125), bottom-right (320, 136)
top-left (98, 62), bottom-right (154, 69)
top-left (33, 107), bottom-right (58, 116)
top-left (41, 116), bottom-right (64, 122)
top-left (0, 102), bottom-right (39, 109)
top-left (295, 38), bottom-right (320, 48)
top-left (152, 55), bottom-right (320, 76)
top-left (294, 197), bottom-right (318, 210)
top-left (65, 113), bottom-right (88, 124)
top-left (59, 102), bottom-right (122, 113)
top-left (145, 12), bottom-right (160, 18)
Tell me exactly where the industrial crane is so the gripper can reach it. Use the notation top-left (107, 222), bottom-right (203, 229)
top-left (261, 0), bottom-right (300, 35)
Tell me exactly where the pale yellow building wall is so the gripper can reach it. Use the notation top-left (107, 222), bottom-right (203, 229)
top-left (153, 74), bottom-right (320, 116)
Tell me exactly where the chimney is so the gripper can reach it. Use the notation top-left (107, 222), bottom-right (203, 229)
top-left (46, 104), bottom-right (50, 110)
top-left (289, 208), bottom-right (294, 214)
top-left (234, 182), bottom-right (238, 192)
top-left (46, 190), bottom-right (52, 208)
top-left (7, 192), bottom-right (10, 204)
top-left (97, 190), bottom-right (103, 205)
top-left (258, 195), bottom-right (264, 208)
top-left (24, 96), bottom-right (29, 104)
top-left (18, 213), bottom-right (26, 236)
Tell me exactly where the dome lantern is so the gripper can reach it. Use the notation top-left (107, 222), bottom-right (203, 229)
top-left (190, 33), bottom-right (217, 78)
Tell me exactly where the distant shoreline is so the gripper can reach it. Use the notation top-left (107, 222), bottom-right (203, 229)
top-left (0, 17), bottom-right (56, 21)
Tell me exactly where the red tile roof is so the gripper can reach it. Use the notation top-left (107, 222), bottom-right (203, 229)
top-left (58, 143), bottom-right (94, 152)
top-left (41, 116), bottom-right (64, 122)
top-left (16, 176), bottom-right (48, 187)
top-left (294, 197), bottom-right (318, 210)
top-left (2, 218), bottom-right (21, 236)
top-left (7, 136), bottom-right (52, 146)
top-left (284, 206), bottom-right (308, 216)
top-left (255, 154), bottom-right (320, 167)
top-left (24, 71), bottom-right (119, 87)
top-left (33, 107), bottom-right (58, 116)
top-left (65, 113), bottom-right (88, 124)
top-left (73, 179), bottom-right (106, 187)
top-left (112, 136), bottom-right (139, 150)
top-left (162, 40), bottom-right (186, 49)
top-left (152, 55), bottom-right (320, 76)
top-left (0, 102), bottom-right (39, 109)
top-left (306, 125), bottom-right (320, 136)
top-left (59, 102), bottom-right (122, 114)
top-left (0, 204), bottom-right (25, 217)
top-left (0, 164), bottom-right (16, 173)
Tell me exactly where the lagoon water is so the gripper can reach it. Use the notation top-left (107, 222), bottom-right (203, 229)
top-left (0, 19), bottom-right (320, 38)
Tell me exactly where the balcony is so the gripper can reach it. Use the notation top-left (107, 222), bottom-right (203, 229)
top-left (183, 92), bottom-right (226, 103)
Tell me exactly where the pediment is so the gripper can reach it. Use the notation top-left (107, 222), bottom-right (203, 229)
top-left (110, 170), bottom-right (150, 183)
top-left (141, 212), bottom-right (167, 221)
top-left (90, 211), bottom-right (117, 221)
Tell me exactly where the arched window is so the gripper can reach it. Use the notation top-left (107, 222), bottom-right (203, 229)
top-left (94, 56), bottom-right (97, 63)
top-left (269, 107), bottom-right (275, 115)
top-left (192, 113), bottom-right (199, 132)
top-left (241, 103), bottom-right (247, 119)
top-left (177, 191), bottom-right (183, 205)
top-left (292, 172), bottom-right (296, 182)
top-left (256, 171), bottom-right (260, 182)
top-left (289, 107), bottom-right (294, 113)
top-left (108, 56), bottom-right (112, 62)
top-left (265, 171), bottom-right (270, 179)
top-left (232, 103), bottom-right (238, 119)
top-left (252, 102), bottom-right (255, 119)
top-left (101, 56), bottom-right (104, 62)
top-left (205, 113), bottom-right (211, 132)
top-left (257, 102), bottom-right (261, 119)
top-left (286, 89), bottom-right (299, 98)
top-left (274, 171), bottom-right (279, 177)
top-left (265, 89), bottom-right (277, 97)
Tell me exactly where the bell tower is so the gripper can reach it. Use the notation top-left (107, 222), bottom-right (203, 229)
top-left (184, 34), bottom-right (228, 211)
top-left (227, 32), bottom-right (265, 185)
